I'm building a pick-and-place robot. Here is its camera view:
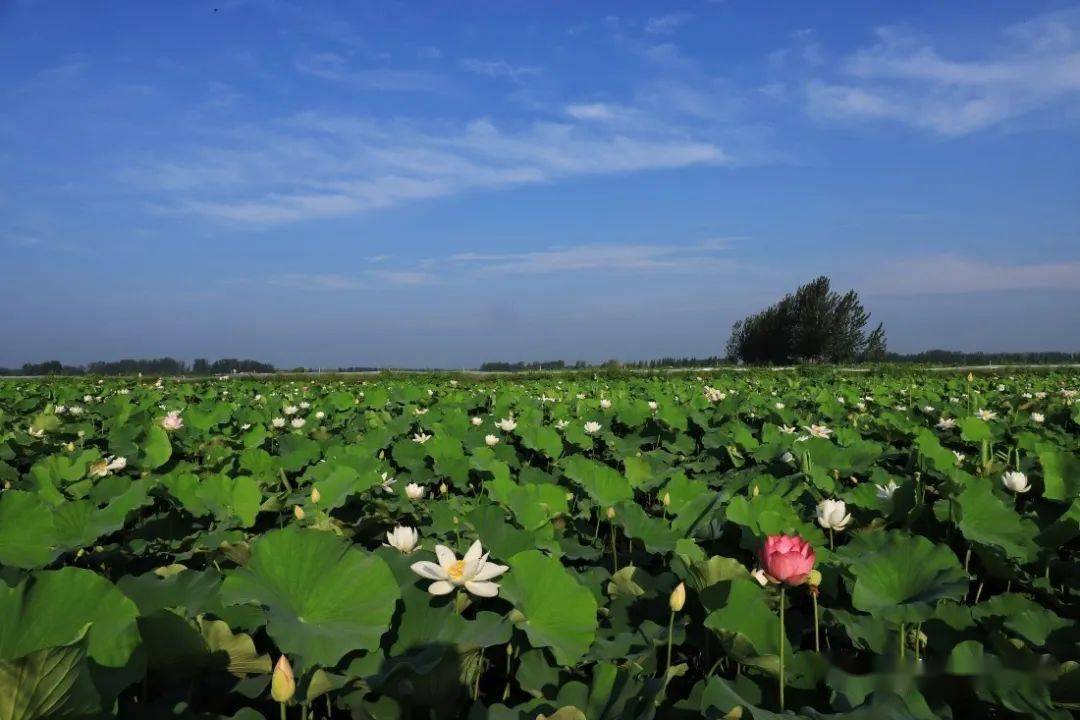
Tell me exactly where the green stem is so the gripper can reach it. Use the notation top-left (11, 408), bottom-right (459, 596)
top-left (610, 522), bottom-right (618, 573)
top-left (899, 623), bottom-right (906, 662)
top-left (666, 610), bottom-right (675, 673)
top-left (279, 703), bottom-right (286, 720)
top-left (812, 590), bottom-right (820, 653)
top-left (779, 586), bottom-right (786, 711)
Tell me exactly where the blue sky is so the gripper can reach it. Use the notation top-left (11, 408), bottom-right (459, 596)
top-left (2, 0), bottom-right (1079, 368)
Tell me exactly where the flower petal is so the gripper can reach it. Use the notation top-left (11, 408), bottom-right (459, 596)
top-left (427, 580), bottom-right (455, 596)
top-left (434, 544), bottom-right (457, 571)
top-left (465, 580), bottom-right (500, 597)
top-left (410, 561), bottom-right (446, 581)
top-left (463, 539), bottom-right (484, 564)
top-left (472, 562), bottom-right (509, 582)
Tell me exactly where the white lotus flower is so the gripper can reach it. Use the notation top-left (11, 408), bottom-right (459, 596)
top-left (495, 416), bottom-right (517, 432)
top-left (410, 540), bottom-right (508, 597)
top-left (405, 482), bottom-right (426, 500)
top-left (806, 424), bottom-right (832, 439)
top-left (69, 406), bottom-right (84, 416)
top-left (412, 432), bottom-right (431, 444)
top-left (161, 411), bottom-right (183, 431)
top-left (414, 408), bottom-right (429, 416)
top-left (1030, 412), bottom-right (1044, 424)
top-left (600, 399), bottom-right (611, 410)
top-left (583, 421), bottom-right (602, 435)
top-left (937, 417), bottom-right (957, 429)
top-left (385, 526), bottom-right (419, 554)
top-left (555, 419), bottom-right (569, 430)
top-left (471, 416), bottom-right (483, 426)
top-left (299, 401), bottom-right (310, 409)
top-left (703, 386), bottom-right (726, 402)
top-left (975, 409), bottom-right (997, 421)
top-left (107, 456), bottom-right (127, 472)
top-left (1001, 471), bottom-right (1030, 494)
top-left (781, 451), bottom-right (795, 464)
top-left (774, 402), bottom-right (785, 410)
top-left (380, 472), bottom-right (396, 493)
top-left (953, 451), bottom-right (965, 464)
top-left (55, 405), bottom-right (67, 415)
top-left (779, 425), bottom-right (797, 435)
top-left (290, 418), bottom-right (306, 429)
top-left (315, 411), bottom-right (325, 420)
top-left (648, 401), bottom-right (658, 411)
top-left (816, 499), bottom-right (851, 531)
top-left (283, 405), bottom-right (298, 415)
top-left (484, 434), bottom-right (500, 447)
top-left (875, 479), bottom-right (900, 500)
top-left (271, 417), bottom-right (286, 428)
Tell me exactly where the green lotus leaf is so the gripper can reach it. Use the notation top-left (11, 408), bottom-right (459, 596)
top-left (221, 527), bottom-right (399, 667)
top-left (955, 480), bottom-right (1039, 562)
top-left (501, 550), bottom-right (598, 667)
top-left (703, 579), bottom-right (790, 673)
top-left (0, 491), bottom-right (58, 569)
top-left (849, 531), bottom-right (968, 624)
top-left (561, 456), bottom-right (632, 507)
top-left (0, 626), bottom-right (101, 720)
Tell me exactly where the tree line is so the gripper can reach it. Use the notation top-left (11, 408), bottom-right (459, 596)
top-left (1, 357), bottom-right (275, 376)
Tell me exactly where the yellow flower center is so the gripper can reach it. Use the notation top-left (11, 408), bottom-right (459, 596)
top-left (447, 559), bottom-right (466, 581)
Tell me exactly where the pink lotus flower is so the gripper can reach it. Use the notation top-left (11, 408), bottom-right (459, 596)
top-left (760, 534), bottom-right (815, 586)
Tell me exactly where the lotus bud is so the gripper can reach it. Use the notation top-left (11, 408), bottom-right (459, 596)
top-left (967, 372), bottom-right (974, 382)
top-left (439, 482), bottom-right (448, 495)
top-left (310, 486), bottom-right (321, 504)
top-left (293, 505), bottom-right (305, 520)
top-left (662, 492), bottom-right (671, 507)
top-left (271, 655), bottom-right (295, 702)
top-left (669, 582), bottom-right (686, 612)
top-left (605, 507), bottom-right (616, 520)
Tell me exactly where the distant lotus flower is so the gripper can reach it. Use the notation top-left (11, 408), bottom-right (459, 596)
top-left (779, 425), bottom-right (797, 435)
top-left (290, 418), bottom-right (306, 429)
top-left (555, 419), bottom-right (569, 430)
top-left (1002, 471), bottom-right (1030, 493)
top-left (272, 417), bottom-right (286, 428)
top-left (760, 534), bottom-right (815, 586)
top-left (816, 499), bottom-right (851, 531)
top-left (385, 525), bottom-right (419, 554)
top-left (583, 421), bottom-right (602, 434)
top-left (299, 401), bottom-right (310, 409)
top-left (315, 411), bottom-right (325, 420)
top-left (485, 434), bottom-right (500, 447)
top-left (55, 405), bottom-right (67, 415)
top-left (471, 416), bottom-right (483, 426)
top-left (648, 401), bottom-right (658, 411)
top-left (922, 405), bottom-right (935, 413)
top-left (805, 424), bottom-right (832, 439)
top-left (781, 451), bottom-right (795, 464)
top-left (405, 482), bottom-right (425, 500)
top-left (412, 432), bottom-right (431, 444)
top-left (704, 386), bottom-right (726, 402)
top-left (414, 408), bottom-right (428, 415)
top-left (774, 402), bottom-right (785, 410)
top-left (975, 409), bottom-right (997, 421)
top-left (89, 460), bottom-right (110, 478)
top-left (283, 405), bottom-right (298, 415)
top-left (380, 472), bottom-right (396, 493)
top-left (1030, 412), bottom-right (1044, 424)
top-left (937, 417), bottom-right (957, 429)
top-left (600, 399), bottom-right (611, 410)
top-left (410, 540), bottom-right (508, 597)
top-left (107, 456), bottom-right (127, 472)
top-left (495, 416), bottom-right (517, 432)
top-left (161, 411), bottom-right (183, 431)
top-left (875, 479), bottom-right (900, 500)
top-left (953, 451), bottom-right (965, 464)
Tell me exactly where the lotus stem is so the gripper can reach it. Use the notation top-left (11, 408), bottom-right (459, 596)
top-left (610, 522), bottom-right (618, 573)
top-left (812, 589), bottom-right (820, 653)
top-left (279, 703), bottom-right (286, 720)
top-left (899, 623), bottom-right (905, 662)
top-left (779, 586), bottom-right (786, 711)
top-left (665, 609), bottom-right (675, 673)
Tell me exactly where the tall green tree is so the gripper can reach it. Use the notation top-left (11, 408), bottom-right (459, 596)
top-left (726, 276), bottom-right (886, 364)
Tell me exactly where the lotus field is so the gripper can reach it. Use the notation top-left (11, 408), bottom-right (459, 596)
top-left (1, 370), bottom-right (1078, 720)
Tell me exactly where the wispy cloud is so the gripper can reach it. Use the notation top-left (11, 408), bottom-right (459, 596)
top-left (448, 239), bottom-right (736, 276)
top-left (806, 10), bottom-right (1080, 135)
top-left (645, 13), bottom-right (691, 35)
top-left (295, 52), bottom-right (445, 92)
top-left (460, 58), bottom-right (543, 83)
top-left (862, 254), bottom-right (1080, 295)
top-left (133, 113), bottom-right (729, 225)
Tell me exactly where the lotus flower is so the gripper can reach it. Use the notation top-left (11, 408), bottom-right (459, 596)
top-left (816, 499), bottom-right (851, 531)
top-left (161, 411), bottom-right (183, 431)
top-left (760, 534), bottom-right (815, 586)
top-left (875, 479), bottom-right (900, 500)
top-left (1002, 470), bottom-right (1030, 493)
top-left (600, 399), bottom-right (611, 410)
top-left (805, 424), bottom-right (832, 439)
top-left (1030, 412), bottom-right (1044, 424)
top-left (410, 540), bottom-right (508, 597)
top-left (385, 525), bottom-right (419, 554)
top-left (272, 417), bottom-right (286, 428)
top-left (583, 421), bottom-right (602, 434)
top-left (283, 405), bottom-right (298, 415)
top-left (937, 417), bottom-right (957, 429)
top-left (471, 416), bottom-right (483, 426)
top-left (412, 432), bottom-right (431, 444)
top-left (290, 417), bottom-right (306, 429)
top-left (975, 409), bottom-right (997, 421)
top-left (484, 434), bottom-right (500, 446)
top-left (495, 416), bottom-right (517, 432)
top-left (405, 482), bottom-right (426, 500)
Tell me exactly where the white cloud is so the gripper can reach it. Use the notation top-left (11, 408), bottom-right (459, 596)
top-left (806, 10), bottom-right (1080, 135)
top-left (135, 113), bottom-right (729, 225)
top-left (861, 254), bottom-right (1080, 295)
top-left (295, 53), bottom-right (445, 92)
top-left (460, 58), bottom-right (542, 83)
top-left (645, 14), bottom-right (691, 35)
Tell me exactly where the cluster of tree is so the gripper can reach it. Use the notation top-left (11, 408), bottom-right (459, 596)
top-left (885, 350), bottom-right (1080, 365)
top-left (726, 276), bottom-right (887, 364)
top-left (479, 360), bottom-right (582, 372)
top-left (0, 357), bottom-right (275, 376)
top-left (625, 356), bottom-right (728, 369)
top-left (191, 358), bottom-right (275, 374)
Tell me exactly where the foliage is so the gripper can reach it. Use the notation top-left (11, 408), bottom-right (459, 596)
top-left (0, 368), bottom-right (1076, 719)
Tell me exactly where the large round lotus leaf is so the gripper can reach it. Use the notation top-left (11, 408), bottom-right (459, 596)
top-left (500, 550), bottom-right (598, 667)
top-left (850, 532), bottom-right (968, 624)
top-left (0, 491), bottom-right (57, 569)
top-left (220, 527), bottom-right (399, 667)
top-left (0, 567), bottom-right (143, 704)
top-left (0, 627), bottom-right (102, 720)
top-left (560, 456), bottom-right (632, 507)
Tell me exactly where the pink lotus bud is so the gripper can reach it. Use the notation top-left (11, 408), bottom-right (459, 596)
top-left (760, 534), bottom-right (815, 586)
